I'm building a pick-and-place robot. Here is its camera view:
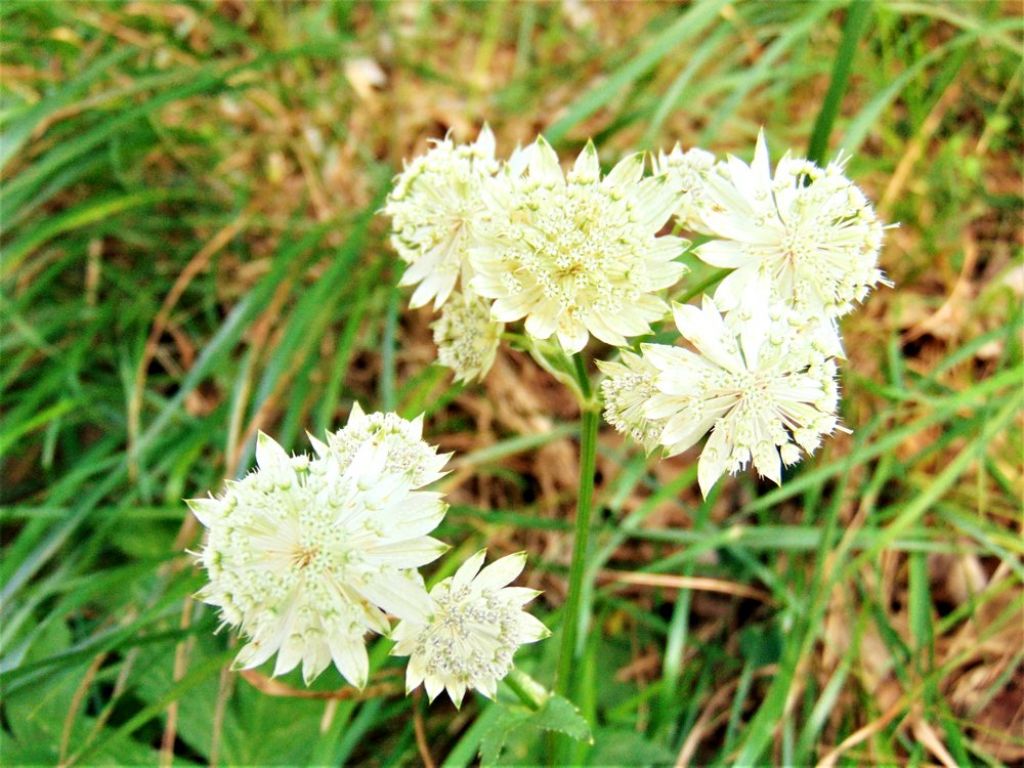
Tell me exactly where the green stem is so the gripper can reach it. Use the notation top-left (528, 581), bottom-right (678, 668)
top-left (554, 355), bottom-right (599, 699)
top-left (505, 668), bottom-right (548, 711)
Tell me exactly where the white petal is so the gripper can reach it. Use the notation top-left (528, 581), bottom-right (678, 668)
top-left (452, 550), bottom-right (487, 590)
top-left (529, 136), bottom-right (564, 185)
top-left (301, 639), bottom-right (332, 685)
top-left (328, 636), bottom-right (369, 689)
top-left (376, 494), bottom-right (447, 539)
top-left (366, 537), bottom-right (449, 569)
top-left (234, 637), bottom-right (279, 672)
top-left (556, 319), bottom-right (589, 354)
top-left (448, 680), bottom-right (468, 709)
top-left (424, 674), bottom-right (444, 702)
top-left (717, 267), bottom-right (767, 315)
top-left (357, 570), bottom-right (433, 623)
top-left (752, 128), bottom-right (771, 185)
top-left (604, 152), bottom-right (644, 187)
top-left (475, 124), bottom-right (496, 157)
top-left (307, 432), bottom-right (329, 458)
top-left (409, 279), bottom-right (437, 309)
top-left (516, 612), bottom-right (551, 643)
top-left (186, 497), bottom-right (220, 527)
top-left (405, 654), bottom-right (426, 693)
top-left (349, 401), bottom-right (367, 426)
top-left (273, 631), bottom-right (304, 677)
top-left (585, 312), bottom-right (629, 348)
top-left (697, 427), bottom-right (730, 498)
top-left (477, 677), bottom-right (498, 700)
top-left (660, 412), bottom-right (718, 456)
top-left (501, 587), bottom-right (542, 606)
top-left (572, 140), bottom-right (600, 183)
top-left (524, 306), bottom-right (559, 340)
top-left (474, 552), bottom-right (527, 590)
top-left (696, 239), bottom-right (753, 268)
top-left (491, 292), bottom-right (537, 322)
top-left (753, 443), bottom-right (782, 486)
top-left (256, 431), bottom-right (293, 479)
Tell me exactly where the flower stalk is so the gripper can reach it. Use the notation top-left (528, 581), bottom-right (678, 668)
top-left (504, 667), bottom-right (549, 711)
top-left (555, 355), bottom-right (600, 699)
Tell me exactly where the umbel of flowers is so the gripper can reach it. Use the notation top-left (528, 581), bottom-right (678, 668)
top-left (189, 404), bottom-right (548, 706)
top-left (189, 125), bottom-right (888, 718)
top-left (384, 126), bottom-right (888, 495)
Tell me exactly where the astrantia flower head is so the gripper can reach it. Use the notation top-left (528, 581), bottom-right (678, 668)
top-left (597, 351), bottom-right (666, 454)
top-left (470, 136), bottom-right (688, 353)
top-left (696, 130), bottom-right (887, 319)
top-left (431, 290), bottom-right (503, 382)
top-left (384, 126), bottom-right (499, 309)
top-left (320, 402), bottom-right (450, 488)
top-left (653, 144), bottom-right (716, 231)
top-left (643, 296), bottom-right (841, 497)
top-left (190, 427), bottom-right (447, 687)
top-left (391, 550), bottom-right (549, 707)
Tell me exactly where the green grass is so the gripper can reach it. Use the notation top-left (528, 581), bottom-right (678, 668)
top-left (2, 1), bottom-right (1022, 765)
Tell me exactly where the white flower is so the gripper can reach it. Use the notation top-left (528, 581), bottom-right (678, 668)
top-left (190, 428), bottom-right (448, 687)
top-left (391, 550), bottom-right (549, 707)
top-left (695, 130), bottom-right (887, 319)
top-left (597, 351), bottom-right (666, 454)
top-left (431, 290), bottom-right (503, 382)
top-left (383, 126), bottom-right (499, 309)
top-left (318, 402), bottom-right (450, 488)
top-left (470, 136), bottom-right (688, 353)
top-left (653, 144), bottom-right (716, 230)
top-left (643, 297), bottom-right (841, 497)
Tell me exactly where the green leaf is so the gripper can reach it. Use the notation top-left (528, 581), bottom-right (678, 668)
top-left (478, 705), bottom-right (531, 766)
top-left (807, 0), bottom-right (874, 164)
top-left (589, 728), bottom-right (676, 767)
top-left (533, 694), bottom-right (592, 742)
top-left (478, 694), bottom-right (592, 766)
top-left (544, 0), bottom-right (731, 144)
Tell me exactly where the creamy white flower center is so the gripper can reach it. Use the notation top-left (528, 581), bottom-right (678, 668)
top-left (417, 584), bottom-right (518, 682)
top-left (508, 186), bottom-right (643, 314)
top-left (780, 226), bottom-right (817, 266)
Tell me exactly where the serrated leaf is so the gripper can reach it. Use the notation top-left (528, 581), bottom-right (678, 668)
top-left (478, 694), bottom-right (592, 766)
top-left (527, 694), bottom-right (592, 742)
top-left (479, 706), bottom-right (532, 766)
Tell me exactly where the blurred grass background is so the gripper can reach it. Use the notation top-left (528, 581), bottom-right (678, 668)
top-left (2, 1), bottom-right (1022, 765)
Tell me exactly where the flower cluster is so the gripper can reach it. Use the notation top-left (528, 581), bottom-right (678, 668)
top-left (431, 291), bottom-right (503, 383)
top-left (385, 127), bottom-right (887, 496)
top-left (384, 128), bottom-right (689, 375)
top-left (642, 298), bottom-right (841, 497)
top-left (693, 131), bottom-right (887, 327)
top-left (607, 130), bottom-right (887, 494)
top-left (470, 138), bottom-right (687, 353)
top-left (191, 406), bottom-right (547, 704)
top-left (383, 126), bottom-right (499, 310)
top-left (391, 550), bottom-right (548, 707)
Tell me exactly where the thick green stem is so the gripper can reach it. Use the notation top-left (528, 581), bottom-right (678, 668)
top-left (554, 355), bottom-right (599, 698)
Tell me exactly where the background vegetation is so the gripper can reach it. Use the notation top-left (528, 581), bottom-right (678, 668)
top-left (2, 1), bottom-right (1021, 765)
